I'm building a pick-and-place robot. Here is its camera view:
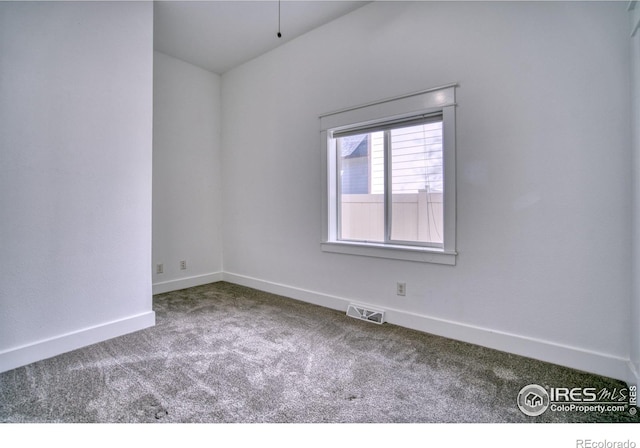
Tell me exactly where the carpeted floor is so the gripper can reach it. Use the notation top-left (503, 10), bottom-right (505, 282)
top-left (0, 282), bottom-right (638, 423)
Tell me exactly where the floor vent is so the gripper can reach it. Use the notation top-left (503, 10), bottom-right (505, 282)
top-left (346, 304), bottom-right (385, 325)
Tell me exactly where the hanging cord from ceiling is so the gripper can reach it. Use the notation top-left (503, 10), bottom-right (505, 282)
top-left (277, 0), bottom-right (282, 38)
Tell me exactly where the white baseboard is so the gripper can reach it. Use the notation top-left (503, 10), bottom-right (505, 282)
top-left (223, 272), bottom-right (347, 311)
top-left (223, 272), bottom-right (634, 384)
top-left (0, 311), bottom-right (155, 374)
top-left (6, 272), bottom-right (632, 383)
top-left (153, 272), bottom-right (223, 295)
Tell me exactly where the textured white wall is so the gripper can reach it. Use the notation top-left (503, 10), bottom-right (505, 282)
top-left (0, 2), bottom-right (154, 372)
top-left (152, 51), bottom-right (223, 293)
top-left (222, 2), bottom-right (632, 380)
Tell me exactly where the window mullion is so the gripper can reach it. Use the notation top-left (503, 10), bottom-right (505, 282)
top-left (384, 130), bottom-right (391, 243)
top-left (336, 138), bottom-right (343, 241)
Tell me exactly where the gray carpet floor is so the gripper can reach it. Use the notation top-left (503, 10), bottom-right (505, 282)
top-left (1, 282), bottom-right (638, 423)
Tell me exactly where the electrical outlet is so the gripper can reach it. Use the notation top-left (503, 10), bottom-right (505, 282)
top-left (180, 260), bottom-right (187, 270)
top-left (156, 263), bottom-right (164, 274)
top-left (396, 282), bottom-right (406, 296)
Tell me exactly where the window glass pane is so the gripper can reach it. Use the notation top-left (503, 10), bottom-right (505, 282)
top-left (390, 122), bottom-right (443, 244)
top-left (337, 132), bottom-right (384, 242)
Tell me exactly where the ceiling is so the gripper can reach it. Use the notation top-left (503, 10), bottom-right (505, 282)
top-left (154, 1), bottom-right (370, 74)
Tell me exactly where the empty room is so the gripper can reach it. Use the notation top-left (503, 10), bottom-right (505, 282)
top-left (1, 0), bottom-right (639, 437)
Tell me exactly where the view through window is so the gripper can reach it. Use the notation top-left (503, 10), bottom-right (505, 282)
top-left (336, 120), bottom-right (443, 246)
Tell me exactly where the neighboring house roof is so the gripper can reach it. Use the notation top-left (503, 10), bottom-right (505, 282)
top-left (340, 134), bottom-right (368, 158)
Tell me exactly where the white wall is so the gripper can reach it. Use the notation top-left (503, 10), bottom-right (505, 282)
top-left (222, 2), bottom-right (633, 381)
top-left (0, 2), bottom-right (154, 372)
top-left (152, 51), bottom-right (223, 294)
top-left (631, 3), bottom-right (640, 386)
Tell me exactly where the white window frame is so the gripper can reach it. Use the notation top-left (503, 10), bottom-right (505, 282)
top-left (320, 84), bottom-right (457, 265)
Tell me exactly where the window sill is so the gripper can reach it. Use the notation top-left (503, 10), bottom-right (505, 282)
top-left (321, 241), bottom-right (457, 265)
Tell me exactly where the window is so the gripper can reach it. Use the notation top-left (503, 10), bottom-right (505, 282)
top-left (320, 85), bottom-right (457, 265)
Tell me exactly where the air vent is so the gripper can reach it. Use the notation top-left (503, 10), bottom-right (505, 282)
top-left (346, 304), bottom-right (385, 325)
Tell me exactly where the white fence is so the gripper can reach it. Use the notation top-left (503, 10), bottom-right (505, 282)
top-left (340, 191), bottom-right (443, 244)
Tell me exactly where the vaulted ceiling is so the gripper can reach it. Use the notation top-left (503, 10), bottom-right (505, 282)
top-left (154, 1), bottom-right (369, 74)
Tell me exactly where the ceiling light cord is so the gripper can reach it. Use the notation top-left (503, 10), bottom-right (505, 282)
top-left (277, 0), bottom-right (282, 38)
